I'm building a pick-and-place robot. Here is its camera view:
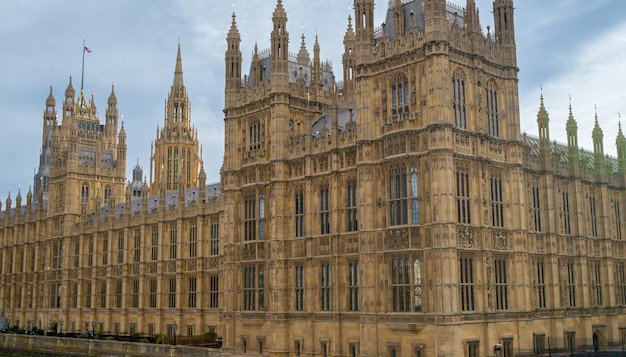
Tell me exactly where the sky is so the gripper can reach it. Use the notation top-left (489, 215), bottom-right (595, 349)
top-left (0, 0), bottom-right (625, 197)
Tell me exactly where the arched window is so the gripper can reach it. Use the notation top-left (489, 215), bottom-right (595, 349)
top-left (249, 119), bottom-right (263, 151)
top-left (81, 184), bottom-right (89, 201)
top-left (392, 74), bottom-right (410, 116)
top-left (452, 69), bottom-right (467, 129)
top-left (486, 80), bottom-right (499, 137)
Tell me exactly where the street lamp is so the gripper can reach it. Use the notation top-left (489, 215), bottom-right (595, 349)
top-left (91, 320), bottom-right (96, 338)
top-left (58, 319), bottom-right (63, 335)
top-left (31, 319), bottom-right (36, 334)
top-left (173, 322), bottom-right (177, 346)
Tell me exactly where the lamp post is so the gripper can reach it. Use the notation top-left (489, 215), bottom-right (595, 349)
top-left (91, 320), bottom-right (96, 338)
top-left (31, 319), bottom-right (36, 334)
top-left (58, 319), bottom-right (63, 335)
top-left (173, 322), bottom-right (177, 346)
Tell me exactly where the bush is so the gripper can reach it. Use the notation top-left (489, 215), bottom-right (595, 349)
top-left (154, 333), bottom-right (165, 344)
top-left (104, 336), bottom-right (115, 340)
top-left (131, 332), bottom-right (141, 341)
top-left (205, 330), bottom-right (217, 343)
top-left (139, 338), bottom-right (150, 343)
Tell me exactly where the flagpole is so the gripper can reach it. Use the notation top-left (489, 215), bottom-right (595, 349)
top-left (81, 39), bottom-right (85, 91)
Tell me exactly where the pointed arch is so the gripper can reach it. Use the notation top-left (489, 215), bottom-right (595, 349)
top-left (452, 68), bottom-right (467, 129)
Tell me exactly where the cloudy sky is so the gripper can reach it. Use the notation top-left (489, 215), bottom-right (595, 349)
top-left (0, 0), bottom-right (625, 197)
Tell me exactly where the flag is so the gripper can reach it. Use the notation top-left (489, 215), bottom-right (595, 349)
top-left (84, 46), bottom-right (91, 53)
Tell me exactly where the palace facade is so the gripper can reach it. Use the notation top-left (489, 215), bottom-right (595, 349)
top-left (2, 0), bottom-right (626, 356)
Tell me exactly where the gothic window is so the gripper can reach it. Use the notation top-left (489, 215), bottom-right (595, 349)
top-left (348, 261), bottom-right (359, 311)
top-left (168, 277), bottom-right (177, 308)
top-left (151, 226), bottom-right (159, 261)
top-left (84, 282), bottom-right (92, 308)
top-left (211, 220), bottom-right (220, 255)
top-left (533, 334), bottom-right (546, 355)
top-left (188, 276), bottom-right (197, 308)
top-left (616, 262), bottom-right (626, 305)
top-left (295, 264), bottom-right (305, 311)
top-left (501, 337), bottom-right (514, 357)
top-left (243, 265), bottom-right (265, 311)
top-left (102, 237), bottom-right (108, 265)
top-left (295, 187), bottom-right (305, 237)
top-left (391, 74), bottom-right (410, 116)
top-left (494, 257), bottom-right (508, 310)
top-left (536, 258), bottom-right (547, 309)
top-left (411, 167), bottom-right (419, 224)
top-left (321, 263), bottom-right (331, 311)
top-left (104, 186), bottom-right (112, 207)
top-left (189, 223), bottom-right (198, 258)
top-left (320, 184), bottom-right (330, 235)
top-left (486, 80), bottom-right (499, 137)
top-left (249, 119), bottom-right (262, 151)
top-left (149, 279), bottom-right (157, 308)
top-left (562, 189), bottom-right (572, 235)
top-left (531, 180), bottom-right (542, 232)
top-left (88, 238), bottom-right (94, 267)
top-left (460, 256), bottom-right (475, 312)
top-left (565, 259), bottom-right (576, 307)
top-left (173, 147), bottom-right (179, 189)
top-left (390, 256), bottom-right (421, 312)
top-left (117, 231), bottom-right (124, 264)
top-left (591, 260), bottom-right (603, 306)
top-left (590, 194), bottom-right (598, 237)
top-left (466, 340), bottom-right (479, 357)
top-left (347, 179), bottom-right (358, 232)
top-left (130, 279), bottom-right (139, 308)
top-left (167, 147), bottom-right (173, 190)
top-left (210, 275), bottom-right (219, 308)
top-left (389, 166), bottom-right (408, 226)
top-left (169, 225), bottom-right (177, 260)
top-left (99, 281), bottom-right (107, 308)
top-left (115, 280), bottom-right (123, 308)
top-left (615, 198), bottom-right (623, 240)
top-left (244, 193), bottom-right (257, 241)
top-left (452, 69), bottom-right (467, 129)
top-left (491, 172), bottom-right (504, 227)
top-left (259, 194), bottom-right (265, 240)
top-left (133, 229), bottom-right (141, 263)
top-left (456, 164), bottom-right (471, 224)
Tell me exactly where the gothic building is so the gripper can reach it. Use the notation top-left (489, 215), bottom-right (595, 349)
top-left (1, 0), bottom-right (626, 356)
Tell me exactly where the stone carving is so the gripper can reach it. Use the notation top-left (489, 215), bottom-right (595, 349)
top-left (243, 244), bottom-right (256, 261)
top-left (387, 229), bottom-right (409, 250)
top-left (493, 231), bottom-right (507, 250)
top-left (458, 227), bottom-right (474, 248)
top-left (167, 261), bottom-right (176, 273)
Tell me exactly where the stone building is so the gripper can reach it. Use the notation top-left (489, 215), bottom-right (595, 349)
top-left (1, 0), bottom-right (626, 356)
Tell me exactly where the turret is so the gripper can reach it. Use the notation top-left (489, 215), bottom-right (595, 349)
top-left (354, 0), bottom-right (375, 48)
top-left (592, 110), bottom-right (605, 173)
top-left (465, 0), bottom-right (480, 36)
top-left (271, 0), bottom-right (289, 86)
top-left (43, 86), bottom-right (57, 144)
top-left (393, 0), bottom-right (405, 39)
top-left (342, 15), bottom-right (356, 94)
top-left (312, 35), bottom-right (322, 90)
top-left (617, 121), bottom-right (626, 174)
top-left (118, 121), bottom-right (127, 166)
top-left (62, 75), bottom-right (75, 125)
top-left (225, 12), bottom-right (242, 97)
top-left (566, 101), bottom-right (579, 167)
top-left (493, 0), bottom-right (516, 63)
top-left (536, 94), bottom-right (550, 155)
top-left (105, 84), bottom-right (119, 137)
top-left (424, 0), bottom-right (447, 41)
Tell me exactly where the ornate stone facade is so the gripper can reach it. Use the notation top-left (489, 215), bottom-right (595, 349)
top-left (1, 1), bottom-right (626, 356)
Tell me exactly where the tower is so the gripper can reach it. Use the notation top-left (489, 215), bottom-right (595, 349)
top-left (225, 11), bottom-right (242, 108)
top-left (342, 15), bottom-right (356, 94)
top-left (271, 0), bottom-right (289, 86)
top-left (592, 111), bottom-right (605, 172)
top-left (566, 101), bottom-right (579, 167)
top-left (34, 86), bottom-right (57, 203)
top-left (537, 94), bottom-right (550, 155)
top-left (150, 43), bottom-right (201, 194)
top-left (617, 121), bottom-right (626, 174)
top-left (354, 0), bottom-right (374, 48)
top-left (493, 0), bottom-right (516, 63)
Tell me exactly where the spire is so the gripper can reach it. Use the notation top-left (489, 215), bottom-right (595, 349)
top-left (296, 33), bottom-right (310, 65)
top-left (617, 118), bottom-right (626, 174)
top-left (46, 85), bottom-right (56, 107)
top-left (592, 107), bottom-right (605, 172)
top-left (465, 0), bottom-right (479, 35)
top-left (536, 92), bottom-right (550, 153)
top-left (108, 83), bottom-right (117, 106)
top-left (173, 40), bottom-right (184, 87)
top-left (566, 97), bottom-right (579, 165)
top-left (65, 75), bottom-right (75, 100)
top-left (225, 11), bottom-right (243, 94)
